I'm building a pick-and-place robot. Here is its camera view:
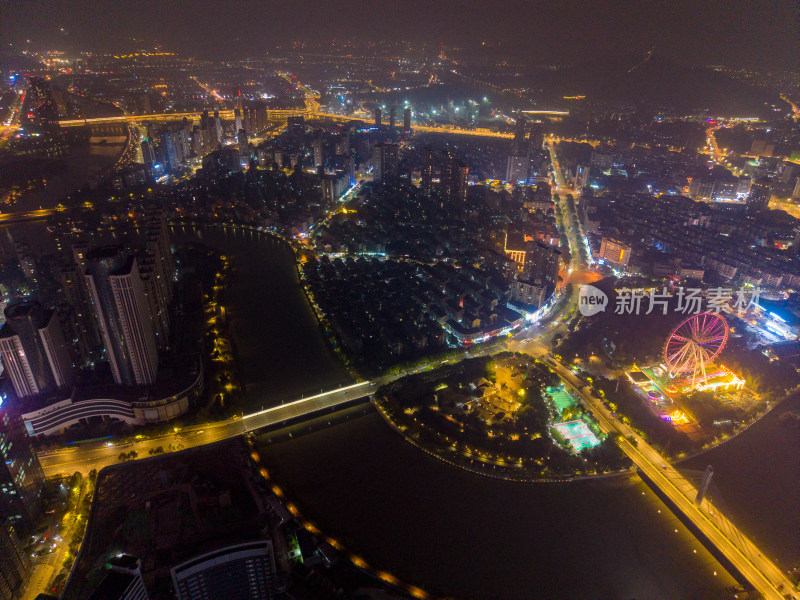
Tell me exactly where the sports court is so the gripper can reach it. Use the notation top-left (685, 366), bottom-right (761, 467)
top-left (554, 419), bottom-right (600, 452)
top-left (547, 386), bottom-right (576, 413)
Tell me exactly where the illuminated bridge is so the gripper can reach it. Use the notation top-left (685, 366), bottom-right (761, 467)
top-left (36, 344), bottom-right (797, 598)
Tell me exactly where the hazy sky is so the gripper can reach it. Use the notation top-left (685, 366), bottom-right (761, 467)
top-left (3, 0), bottom-right (798, 70)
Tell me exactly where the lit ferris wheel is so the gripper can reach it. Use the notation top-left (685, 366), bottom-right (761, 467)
top-left (664, 312), bottom-right (729, 385)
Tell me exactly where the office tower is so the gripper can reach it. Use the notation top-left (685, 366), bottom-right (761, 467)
top-left (171, 541), bottom-right (276, 600)
top-left (312, 131), bottom-right (323, 169)
top-left (374, 107), bottom-right (382, 128)
top-left (0, 301), bottom-right (72, 399)
top-left (160, 131), bottom-right (179, 174)
top-left (403, 107), bottom-right (411, 131)
top-left (0, 518), bottom-right (30, 600)
top-left (389, 106), bottom-right (396, 130)
top-left (421, 146), bottom-right (435, 194)
top-left (747, 178), bottom-right (771, 213)
top-left (85, 246), bottom-right (158, 386)
top-left (88, 555), bottom-right (149, 600)
top-left (792, 177), bottom-right (800, 201)
top-left (140, 140), bottom-right (156, 168)
top-left (372, 143), bottom-right (398, 182)
top-left (512, 114), bottom-right (527, 155)
top-left (0, 404), bottom-right (45, 531)
top-left (234, 108), bottom-right (243, 136)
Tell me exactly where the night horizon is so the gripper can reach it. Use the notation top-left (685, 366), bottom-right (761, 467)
top-left (2, 0), bottom-right (799, 70)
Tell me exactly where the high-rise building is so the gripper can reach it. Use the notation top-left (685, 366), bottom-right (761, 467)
top-left (0, 402), bottom-right (45, 531)
top-left (88, 555), bottom-right (149, 600)
top-left (506, 154), bottom-right (530, 183)
top-left (137, 255), bottom-right (169, 351)
top-left (191, 125), bottom-right (203, 157)
top-left (213, 109), bottom-right (223, 143)
top-left (287, 116), bottom-right (305, 136)
top-left (242, 110), bottom-right (251, 136)
top-left (421, 146), bottom-right (435, 194)
top-left (510, 280), bottom-right (546, 308)
top-left (403, 107), bottom-right (411, 131)
top-left (170, 541), bottom-right (276, 600)
top-left (449, 160), bottom-right (469, 202)
top-left (528, 123), bottom-right (544, 150)
top-left (792, 177), bottom-right (800, 201)
top-left (598, 237), bottom-right (631, 267)
top-left (312, 131), bottom-right (324, 169)
top-left (374, 107), bottom-right (382, 128)
top-left (237, 129), bottom-right (248, 161)
top-left (144, 206), bottom-right (174, 307)
top-left (140, 140), bottom-right (156, 168)
top-left (512, 114), bottom-right (527, 155)
top-left (0, 301), bottom-right (72, 399)
top-left (160, 131), bottom-right (179, 174)
top-left (389, 106), bottom-right (396, 130)
top-left (747, 178), bottom-right (771, 213)
top-left (85, 246), bottom-right (158, 386)
top-left (524, 241), bottom-right (561, 289)
top-left (372, 143), bottom-right (398, 182)
top-left (234, 109), bottom-right (243, 136)
top-left (0, 518), bottom-right (30, 600)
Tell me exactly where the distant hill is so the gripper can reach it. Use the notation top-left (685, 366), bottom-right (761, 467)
top-left (530, 54), bottom-right (777, 117)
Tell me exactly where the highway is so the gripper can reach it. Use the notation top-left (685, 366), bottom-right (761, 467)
top-left (0, 208), bottom-right (56, 224)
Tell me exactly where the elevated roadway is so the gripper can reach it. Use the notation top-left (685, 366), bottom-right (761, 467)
top-left (545, 358), bottom-right (796, 600)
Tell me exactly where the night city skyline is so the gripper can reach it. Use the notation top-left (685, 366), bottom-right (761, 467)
top-left (0, 2), bottom-right (799, 599)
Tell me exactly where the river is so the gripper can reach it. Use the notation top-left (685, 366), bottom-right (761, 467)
top-left (172, 225), bottom-right (352, 410)
top-left (167, 226), bottom-right (800, 597)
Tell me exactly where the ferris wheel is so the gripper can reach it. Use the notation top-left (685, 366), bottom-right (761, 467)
top-left (664, 312), bottom-right (729, 385)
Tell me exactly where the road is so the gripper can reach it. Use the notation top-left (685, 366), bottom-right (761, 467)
top-left (0, 208), bottom-right (55, 223)
top-left (545, 358), bottom-right (796, 600)
top-left (39, 74), bottom-right (798, 598)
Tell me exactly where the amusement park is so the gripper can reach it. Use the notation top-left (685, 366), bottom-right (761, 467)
top-left (626, 312), bottom-right (756, 437)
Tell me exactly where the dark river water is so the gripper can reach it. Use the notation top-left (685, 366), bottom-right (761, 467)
top-left (172, 225), bottom-right (352, 408)
top-left (179, 225), bottom-right (798, 599)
